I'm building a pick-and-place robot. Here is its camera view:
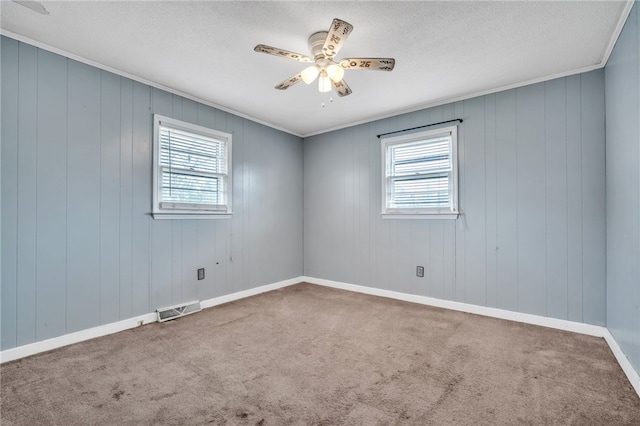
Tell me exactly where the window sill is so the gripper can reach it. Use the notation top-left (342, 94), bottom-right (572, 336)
top-left (381, 212), bottom-right (459, 220)
top-left (152, 212), bottom-right (232, 220)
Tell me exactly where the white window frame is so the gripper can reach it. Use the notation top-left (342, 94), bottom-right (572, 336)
top-left (152, 114), bottom-right (232, 219)
top-left (381, 125), bottom-right (459, 219)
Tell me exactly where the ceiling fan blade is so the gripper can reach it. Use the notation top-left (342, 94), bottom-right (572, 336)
top-left (322, 18), bottom-right (354, 59)
top-left (275, 73), bottom-right (303, 90)
top-left (254, 44), bottom-right (312, 63)
top-left (13, 0), bottom-right (49, 14)
top-left (339, 58), bottom-right (395, 71)
top-left (332, 79), bottom-right (352, 97)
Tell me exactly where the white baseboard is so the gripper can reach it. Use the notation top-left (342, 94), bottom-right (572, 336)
top-left (603, 329), bottom-right (640, 397)
top-left (0, 276), bottom-right (304, 364)
top-left (200, 277), bottom-right (302, 309)
top-left (302, 276), bottom-right (605, 336)
top-left (0, 312), bottom-right (157, 364)
top-left (302, 276), bottom-right (640, 398)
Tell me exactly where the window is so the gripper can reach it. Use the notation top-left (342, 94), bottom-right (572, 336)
top-left (381, 125), bottom-right (458, 219)
top-left (152, 114), bottom-right (232, 219)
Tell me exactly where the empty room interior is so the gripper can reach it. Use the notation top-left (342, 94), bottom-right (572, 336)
top-left (2, 0), bottom-right (640, 424)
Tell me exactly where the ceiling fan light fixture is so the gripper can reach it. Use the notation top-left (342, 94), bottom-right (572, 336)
top-left (301, 65), bottom-right (320, 84)
top-left (254, 18), bottom-right (395, 97)
top-left (326, 64), bottom-right (344, 83)
top-left (318, 70), bottom-right (332, 93)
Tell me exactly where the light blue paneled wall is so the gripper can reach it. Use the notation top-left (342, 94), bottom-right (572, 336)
top-left (0, 37), bottom-right (303, 351)
top-left (304, 71), bottom-right (606, 325)
top-left (2, 28), bottom-right (625, 359)
top-left (605, 1), bottom-right (640, 377)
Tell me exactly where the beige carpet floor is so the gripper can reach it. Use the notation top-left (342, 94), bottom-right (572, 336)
top-left (1, 283), bottom-right (639, 425)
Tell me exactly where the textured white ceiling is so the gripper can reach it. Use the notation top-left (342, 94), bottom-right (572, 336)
top-left (0, 0), bottom-right (632, 137)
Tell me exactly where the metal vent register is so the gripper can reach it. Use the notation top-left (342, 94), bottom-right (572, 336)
top-left (157, 301), bottom-right (202, 322)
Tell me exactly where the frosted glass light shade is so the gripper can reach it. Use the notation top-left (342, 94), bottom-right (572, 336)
top-left (318, 70), bottom-right (332, 92)
top-left (301, 66), bottom-right (320, 84)
top-left (318, 70), bottom-right (331, 93)
top-left (326, 64), bottom-right (344, 82)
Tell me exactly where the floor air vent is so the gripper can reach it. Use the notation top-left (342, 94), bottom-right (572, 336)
top-left (157, 301), bottom-right (202, 322)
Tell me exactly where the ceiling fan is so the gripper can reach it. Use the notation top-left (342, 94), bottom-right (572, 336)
top-left (254, 18), bottom-right (395, 97)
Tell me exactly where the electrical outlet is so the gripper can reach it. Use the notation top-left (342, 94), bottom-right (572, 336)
top-left (197, 268), bottom-right (205, 280)
top-left (416, 266), bottom-right (424, 277)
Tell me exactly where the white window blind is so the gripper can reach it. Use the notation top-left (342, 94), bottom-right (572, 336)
top-left (152, 115), bottom-right (232, 219)
top-left (382, 126), bottom-right (458, 218)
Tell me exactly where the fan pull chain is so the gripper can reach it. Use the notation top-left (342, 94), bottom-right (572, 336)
top-left (321, 97), bottom-right (334, 108)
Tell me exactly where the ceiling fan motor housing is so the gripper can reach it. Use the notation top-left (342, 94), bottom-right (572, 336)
top-left (308, 31), bottom-right (329, 62)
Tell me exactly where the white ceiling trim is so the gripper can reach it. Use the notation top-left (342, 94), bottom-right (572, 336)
top-left (0, 28), bottom-right (303, 138)
top-left (303, 62), bottom-right (605, 139)
top-left (602, 0), bottom-right (635, 69)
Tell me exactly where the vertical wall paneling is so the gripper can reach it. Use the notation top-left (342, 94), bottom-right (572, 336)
top-left (1, 37), bottom-right (19, 349)
top-left (441, 103), bottom-right (457, 302)
top-left (494, 90), bottom-right (519, 312)
top-left (99, 72), bottom-right (122, 325)
top-left (340, 128), bottom-right (352, 285)
top-left (484, 94), bottom-right (498, 309)
top-left (66, 61), bottom-right (102, 332)
top-left (454, 101), bottom-right (466, 303)
top-left (421, 110), bottom-right (439, 299)
top-left (35, 49), bottom-right (68, 341)
top-left (181, 215), bottom-right (199, 302)
top-left (374, 120), bottom-right (392, 290)
top-left (244, 121), bottom-right (257, 288)
top-left (463, 96), bottom-right (487, 307)
top-left (302, 133), bottom-right (321, 280)
top-left (565, 74), bottom-right (584, 323)
top-left (16, 42), bottom-right (38, 345)
top-left (228, 114), bottom-right (244, 290)
top-left (209, 107), bottom-right (224, 298)
top-left (119, 78), bottom-right (134, 320)
top-left (331, 129), bottom-right (345, 284)
top-left (130, 81), bottom-right (151, 316)
top-left (217, 109), bottom-right (233, 297)
top-left (282, 131), bottom-right (302, 282)
top-left (348, 127), bottom-right (359, 283)
top-left (347, 128), bottom-right (369, 286)
top-left (304, 70), bottom-right (606, 325)
top-left (221, 110), bottom-right (234, 296)
top-left (246, 121), bottom-right (261, 289)
top-left (544, 77), bottom-right (569, 320)
top-left (1, 37), bottom-right (303, 351)
top-left (632, 1), bottom-right (638, 369)
top-left (241, 120), bottom-right (255, 287)
top-left (516, 83), bottom-right (547, 316)
top-left (364, 121), bottom-right (377, 288)
top-left (580, 70), bottom-right (606, 326)
top-left (605, 1), bottom-right (640, 376)
top-left (367, 123), bottom-right (379, 289)
top-left (359, 124), bottom-right (372, 288)
top-left (172, 220), bottom-right (183, 302)
top-left (379, 120), bottom-right (396, 289)
top-left (245, 121), bottom-right (261, 288)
